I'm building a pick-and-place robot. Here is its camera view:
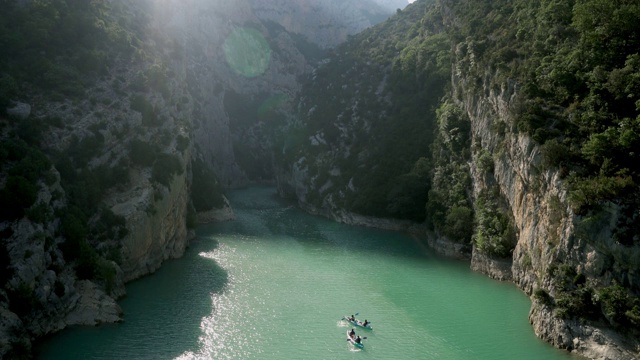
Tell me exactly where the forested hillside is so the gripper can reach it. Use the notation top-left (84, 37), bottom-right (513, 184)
top-left (446, 0), bottom-right (640, 328)
top-left (450, 0), bottom-right (640, 237)
top-left (277, 0), bottom-right (450, 222)
top-left (277, 0), bottom-right (640, 357)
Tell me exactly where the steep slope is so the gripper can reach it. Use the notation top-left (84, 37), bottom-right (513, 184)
top-left (277, 0), bottom-right (640, 358)
top-left (443, 0), bottom-right (640, 358)
top-left (144, 0), bottom-right (313, 186)
top-left (0, 1), bottom-right (212, 356)
top-left (276, 0), bottom-right (450, 227)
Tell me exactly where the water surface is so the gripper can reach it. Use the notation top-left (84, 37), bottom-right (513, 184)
top-left (38, 186), bottom-right (578, 359)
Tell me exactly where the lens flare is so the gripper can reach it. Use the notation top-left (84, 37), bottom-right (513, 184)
top-left (223, 27), bottom-right (271, 78)
top-left (257, 94), bottom-right (288, 119)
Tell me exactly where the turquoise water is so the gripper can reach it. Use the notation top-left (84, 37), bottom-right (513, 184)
top-left (37, 186), bottom-right (579, 359)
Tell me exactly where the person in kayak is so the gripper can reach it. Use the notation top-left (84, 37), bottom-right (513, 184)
top-left (363, 320), bottom-right (369, 327)
top-left (348, 315), bottom-right (356, 321)
top-left (355, 336), bottom-right (362, 344)
top-left (349, 328), bottom-right (356, 338)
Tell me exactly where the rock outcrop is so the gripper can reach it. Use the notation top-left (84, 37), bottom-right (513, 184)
top-left (63, 280), bottom-right (123, 326)
top-left (529, 303), bottom-right (638, 360)
top-left (111, 163), bottom-right (192, 282)
top-left (451, 58), bottom-right (639, 358)
top-left (196, 195), bottom-right (235, 224)
top-left (5, 101), bottom-right (31, 120)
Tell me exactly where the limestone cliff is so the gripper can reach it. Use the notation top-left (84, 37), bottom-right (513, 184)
top-left (444, 0), bottom-right (640, 357)
top-left (1, 1), bottom-right (196, 355)
top-left (452, 58), bottom-right (639, 360)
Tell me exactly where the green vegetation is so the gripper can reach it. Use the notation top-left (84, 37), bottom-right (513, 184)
top-left (130, 95), bottom-right (161, 127)
top-left (0, 136), bottom-right (51, 221)
top-left (263, 20), bottom-right (327, 62)
top-left (473, 189), bottom-right (517, 258)
top-left (288, 0), bottom-right (450, 221)
top-left (0, 0), bottom-right (143, 102)
top-left (445, 0), bottom-right (640, 331)
top-left (54, 138), bottom-right (129, 289)
top-left (129, 139), bottom-right (159, 167)
top-left (26, 201), bottom-right (53, 224)
top-left (225, 90), bottom-right (286, 180)
top-left (176, 135), bottom-right (190, 153)
top-left (0, 238), bottom-right (13, 287)
top-left (7, 283), bottom-right (38, 317)
top-left (450, 0), bottom-right (640, 245)
top-left (191, 159), bottom-right (225, 211)
top-left (427, 102), bottom-right (473, 243)
top-left (152, 153), bottom-right (184, 188)
top-left (127, 138), bottom-right (184, 188)
top-left (66, 134), bottom-right (105, 167)
top-left (534, 288), bottom-right (553, 307)
top-left (543, 263), bottom-right (640, 331)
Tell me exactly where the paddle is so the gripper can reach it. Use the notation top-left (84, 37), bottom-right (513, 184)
top-left (342, 312), bottom-right (358, 321)
top-left (346, 336), bottom-right (368, 346)
top-left (354, 313), bottom-right (374, 323)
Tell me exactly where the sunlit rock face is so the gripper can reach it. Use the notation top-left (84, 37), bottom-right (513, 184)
top-left (449, 30), bottom-right (640, 360)
top-left (147, 0), bottom-right (312, 186)
top-left (142, 0), bottom-right (403, 185)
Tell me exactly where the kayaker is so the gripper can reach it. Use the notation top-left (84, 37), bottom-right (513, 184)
top-left (348, 314), bottom-right (355, 321)
top-left (355, 336), bottom-right (362, 344)
top-left (349, 328), bottom-right (356, 338)
top-left (363, 320), bottom-right (369, 327)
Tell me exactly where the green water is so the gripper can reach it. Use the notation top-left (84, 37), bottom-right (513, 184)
top-left (37, 186), bottom-right (579, 359)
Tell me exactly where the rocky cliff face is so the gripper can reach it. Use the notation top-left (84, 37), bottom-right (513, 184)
top-left (0, 42), bottom-right (197, 359)
top-left (452, 50), bottom-right (639, 359)
top-left (147, 0), bottom-right (327, 186)
top-left (109, 157), bottom-right (192, 282)
top-left (1, 1), bottom-right (192, 355)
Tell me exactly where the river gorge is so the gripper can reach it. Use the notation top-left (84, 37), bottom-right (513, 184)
top-left (37, 187), bottom-right (579, 359)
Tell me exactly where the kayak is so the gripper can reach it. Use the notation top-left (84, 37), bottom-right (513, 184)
top-left (342, 315), bottom-right (373, 330)
top-left (347, 330), bottom-right (364, 349)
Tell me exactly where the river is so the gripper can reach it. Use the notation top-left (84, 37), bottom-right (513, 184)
top-left (37, 186), bottom-right (579, 359)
